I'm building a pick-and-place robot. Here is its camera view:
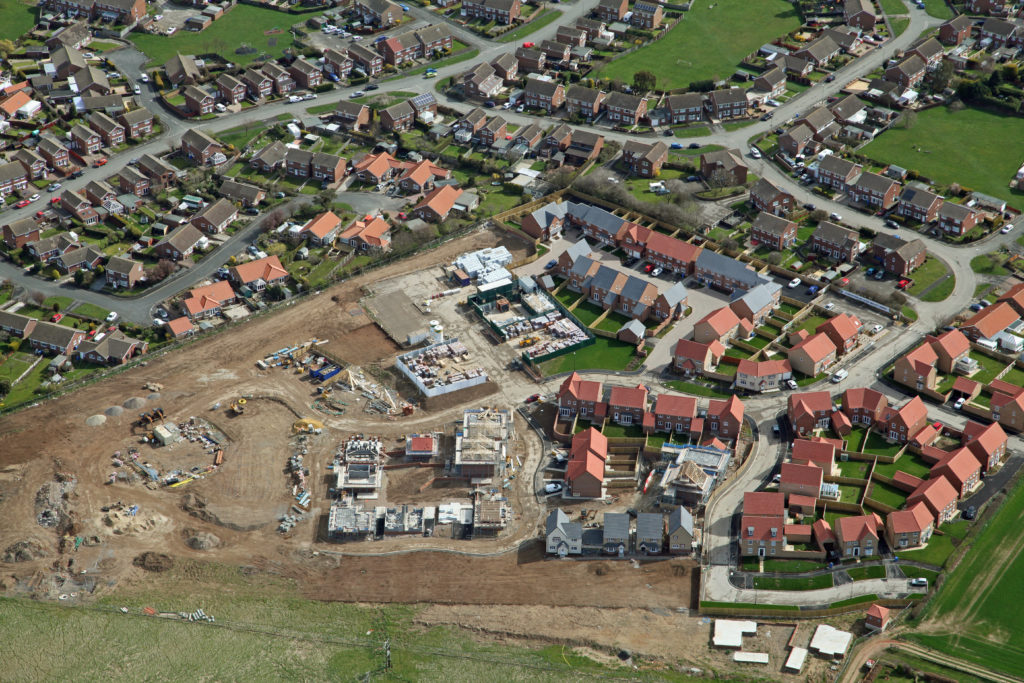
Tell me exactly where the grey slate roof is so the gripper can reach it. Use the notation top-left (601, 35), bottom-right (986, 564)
top-left (603, 512), bottom-right (630, 542)
top-left (695, 249), bottom-right (765, 288)
top-left (813, 220), bottom-right (859, 247)
top-left (566, 202), bottom-right (625, 238)
top-left (619, 318), bottom-right (646, 338)
top-left (731, 281), bottom-right (780, 312)
top-left (668, 506), bottom-right (694, 537)
top-left (751, 211), bottom-right (794, 237)
top-left (545, 509), bottom-right (582, 540)
top-left (661, 281), bottom-right (688, 307)
top-left (564, 237), bottom-right (593, 263)
top-left (636, 512), bottom-right (663, 540)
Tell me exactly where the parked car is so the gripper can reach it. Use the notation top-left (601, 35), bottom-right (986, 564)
top-left (288, 95), bottom-right (302, 103)
top-left (105, 311), bottom-right (119, 323)
top-left (544, 259), bottom-right (557, 270)
top-left (94, 158), bottom-right (108, 167)
top-left (365, 84), bottom-right (379, 91)
top-left (651, 267), bottom-right (663, 277)
top-left (909, 578), bottom-right (928, 587)
top-left (140, 73), bottom-right (149, 83)
top-left (349, 90), bottom-right (365, 98)
top-left (963, 506), bottom-right (976, 520)
top-left (870, 324), bottom-right (883, 335)
top-left (644, 263), bottom-right (654, 273)
top-left (954, 396), bottom-right (966, 410)
top-left (803, 202), bottom-right (815, 211)
top-left (824, 302), bottom-right (835, 311)
top-left (749, 147), bottom-right (762, 159)
top-left (787, 278), bottom-right (801, 288)
top-left (865, 267), bottom-right (876, 276)
top-left (897, 278), bottom-right (912, 290)
top-left (829, 211), bottom-right (842, 221)
top-left (544, 482), bottom-right (563, 494)
top-left (663, 129), bottom-right (674, 137)
top-left (873, 270), bottom-right (885, 280)
top-left (807, 285), bottom-right (820, 295)
top-left (670, 142), bottom-right (683, 149)
top-left (786, 379), bottom-right (798, 390)
top-left (28, 194), bottom-right (39, 202)
top-left (51, 313), bottom-right (63, 323)
top-left (1002, 223), bottom-right (1015, 234)
top-left (830, 369), bottom-right (848, 383)
top-left (14, 199), bottom-right (29, 208)
top-left (970, 303), bottom-right (984, 312)
top-left (525, 393), bottom-right (541, 403)
top-left (981, 299), bottom-right (992, 307)
top-left (47, 183), bottom-right (61, 192)
top-left (688, 142), bottom-right (700, 149)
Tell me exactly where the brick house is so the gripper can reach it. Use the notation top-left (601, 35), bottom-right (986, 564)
top-left (606, 385), bottom-right (648, 425)
top-left (816, 313), bottom-right (861, 355)
top-left (69, 124), bottom-right (102, 154)
top-left (885, 502), bottom-right (934, 550)
top-left (105, 255), bottom-right (144, 289)
top-left (595, 0), bottom-right (627, 21)
top-left (937, 202), bottom-right (978, 236)
top-left (182, 85), bottom-right (215, 116)
top-left (704, 87), bottom-right (747, 120)
top-left (788, 391), bottom-right (834, 436)
top-left (651, 393), bottom-right (697, 434)
top-left (242, 68), bottom-right (274, 100)
top-left (962, 420), bottom-right (1008, 472)
top-left (835, 514), bottom-right (881, 558)
top-left (117, 107), bottom-right (154, 138)
top-left (462, 0), bottom-right (521, 23)
top-left (882, 396), bottom-right (929, 443)
top-left (844, 0), bottom-right (876, 30)
top-left (181, 129), bottom-right (222, 164)
top-left (620, 140), bottom-right (667, 178)
top-left (870, 234), bottom-right (927, 276)
top-left (604, 91), bottom-right (648, 125)
top-left (557, 372), bottom-right (603, 420)
top-left (191, 198), bottom-right (237, 234)
top-left (27, 321), bottom-right (86, 356)
top-left (262, 62), bottom-right (296, 94)
top-left (321, 49), bottom-right (353, 80)
top-left (707, 395), bottom-right (744, 440)
top-left (347, 43), bottom-right (384, 77)
top-left (739, 491), bottom-right (786, 557)
top-left (565, 85), bottom-right (606, 119)
top-left (749, 179), bottom-right (794, 218)
top-left (380, 100), bottom-right (416, 132)
top-left (88, 111), bottom-right (125, 147)
top-left (788, 332), bottom-right (837, 378)
top-left (671, 338), bottom-right (724, 377)
top-left (779, 461), bottom-right (822, 499)
top-left (907, 476), bottom-right (958, 525)
top-left (2, 217), bottom-right (40, 249)
top-left (412, 185), bottom-right (462, 222)
top-left (154, 223), bottom-right (204, 261)
top-left (332, 101), bottom-right (371, 131)
top-left (885, 54), bottom-right (927, 89)
top-left (898, 186), bottom-right (943, 223)
top-left (566, 428), bottom-right (606, 498)
top-left (0, 162), bottom-right (28, 197)
top-left (700, 149), bottom-right (747, 186)
top-left (849, 171), bottom-right (901, 210)
top-left (736, 358), bottom-right (793, 393)
top-left (288, 57), bottom-right (323, 89)
top-left (666, 92), bottom-right (705, 124)
top-left (808, 221), bottom-right (859, 263)
top-left (932, 448), bottom-right (981, 498)
top-left (523, 79), bottom-right (565, 112)
top-left (749, 212), bottom-right (796, 250)
top-left (37, 135), bottom-right (70, 169)
top-left (841, 388), bottom-right (889, 426)
top-left (939, 15), bottom-right (973, 44)
top-left (631, 0), bottom-right (663, 28)
top-left (355, 0), bottom-right (402, 26)
top-left (815, 156), bottom-right (861, 192)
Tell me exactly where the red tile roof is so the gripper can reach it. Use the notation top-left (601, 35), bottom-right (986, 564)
top-left (302, 210), bottom-right (342, 239)
top-left (867, 603), bottom-right (891, 622)
top-left (932, 447), bottom-right (979, 491)
top-left (902, 342), bottom-right (938, 376)
top-left (653, 393), bottom-right (696, 419)
top-left (892, 470), bottom-right (923, 491)
top-left (708, 395), bottom-right (744, 423)
top-left (744, 491), bottom-right (785, 517)
top-left (908, 476), bottom-right (957, 521)
top-left (0, 91), bottom-right (32, 117)
top-left (409, 436), bottom-right (434, 452)
top-left (702, 436), bottom-right (728, 450)
top-left (414, 185), bottom-right (463, 218)
top-left (929, 328), bottom-right (970, 359)
top-left (963, 420), bottom-right (1007, 467)
top-left (812, 518), bottom-right (835, 545)
top-left (842, 387), bottom-right (888, 414)
top-left (952, 376), bottom-right (980, 396)
top-left (696, 306), bottom-right (740, 336)
top-left (788, 391), bottom-right (833, 418)
top-left (645, 231), bottom-right (702, 264)
top-left (781, 461), bottom-right (823, 489)
top-left (836, 514), bottom-right (880, 543)
top-left (737, 358), bottom-right (791, 377)
top-left (571, 427), bottom-right (608, 461)
top-left (790, 331), bottom-right (836, 363)
top-left (816, 312), bottom-right (861, 344)
top-left (339, 216), bottom-right (390, 246)
top-left (963, 301), bottom-right (1019, 338)
top-left (792, 439), bottom-right (835, 468)
top-left (672, 338), bottom-right (724, 362)
top-left (166, 316), bottom-right (194, 337)
top-left (891, 396), bottom-right (928, 430)
top-left (558, 372), bottom-right (603, 404)
top-left (231, 255), bottom-right (288, 285)
top-left (608, 384), bottom-right (648, 410)
top-left (789, 493), bottom-right (817, 509)
top-left (887, 501), bottom-right (932, 535)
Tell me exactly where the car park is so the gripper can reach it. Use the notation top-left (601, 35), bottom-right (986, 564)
top-left (787, 278), bottom-right (801, 288)
top-left (830, 369), bottom-right (848, 383)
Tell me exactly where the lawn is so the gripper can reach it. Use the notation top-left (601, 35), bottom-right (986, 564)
top-left (897, 522), bottom-right (967, 567)
top-left (906, 256), bottom-right (953, 301)
top-left (891, 17), bottom-right (910, 36)
top-left (1001, 366), bottom-right (1024, 387)
top-left (837, 459), bottom-right (870, 479)
top-left (597, 0), bottom-right (801, 90)
top-left (968, 350), bottom-right (1008, 385)
top-left (869, 481), bottom-right (910, 509)
top-left (542, 337), bottom-right (636, 374)
top-left (752, 573), bottom-right (833, 590)
top-left (663, 380), bottom-right (733, 398)
top-left (873, 451), bottom-right (932, 479)
top-left (862, 106), bottom-right (1024, 207)
top-left (552, 287), bottom-right (581, 309)
top-left (594, 311), bottom-right (632, 334)
top-left (0, 1), bottom-right (36, 42)
top-left (42, 296), bottom-right (75, 312)
top-left (602, 422), bottom-right (645, 439)
top-left (877, 0), bottom-right (907, 16)
top-left (477, 187), bottom-right (524, 216)
top-left (72, 302), bottom-right (112, 321)
top-left (846, 564), bottom-right (886, 581)
top-left (838, 484), bottom-right (864, 504)
top-left (497, 9), bottom-right (562, 42)
top-left (0, 353), bottom-right (34, 384)
top-left (899, 566), bottom-right (939, 583)
top-left (0, 561), bottom-right (710, 683)
top-left (216, 123), bottom-right (267, 150)
top-left (796, 314), bottom-right (828, 334)
top-left (921, 0), bottom-right (953, 18)
top-left (567, 300), bottom-right (604, 327)
top-left (760, 559), bottom-right (826, 573)
top-left (132, 5), bottom-right (316, 67)
top-left (971, 253), bottom-right (1009, 276)
top-left (863, 432), bottom-right (902, 458)
top-left (845, 427), bottom-right (868, 453)
top-left (673, 126), bottom-right (711, 138)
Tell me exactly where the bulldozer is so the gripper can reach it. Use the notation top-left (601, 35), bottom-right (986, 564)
top-left (292, 418), bottom-right (324, 434)
top-left (230, 398), bottom-right (247, 415)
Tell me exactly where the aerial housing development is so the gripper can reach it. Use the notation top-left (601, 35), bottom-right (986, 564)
top-left (1, 0), bottom-right (1024, 678)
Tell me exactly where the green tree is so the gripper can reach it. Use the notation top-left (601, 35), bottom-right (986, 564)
top-left (632, 70), bottom-right (657, 92)
top-left (0, 378), bottom-right (10, 397)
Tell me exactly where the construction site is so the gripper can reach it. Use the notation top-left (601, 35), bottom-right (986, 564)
top-left (0, 226), bottom-right (710, 674)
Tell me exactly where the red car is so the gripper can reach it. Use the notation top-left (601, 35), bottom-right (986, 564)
top-left (94, 158), bottom-right (108, 167)
top-left (523, 41), bottom-right (534, 48)
top-left (525, 393), bottom-right (541, 403)
top-left (51, 313), bottom-right (63, 323)
top-left (644, 263), bottom-right (654, 273)
top-left (86, 329), bottom-right (98, 339)
top-left (15, 199), bottom-right (29, 208)
top-left (837, 277), bottom-right (849, 286)
top-left (50, 197), bottom-right (61, 205)
top-left (897, 278), bottom-right (911, 289)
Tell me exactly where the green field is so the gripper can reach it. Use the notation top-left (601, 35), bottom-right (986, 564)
top-left (597, 0), bottom-right (801, 90)
top-left (542, 337), bottom-right (636, 374)
top-left (0, 1), bottom-right (36, 41)
top-left (0, 561), bottom-right (724, 682)
top-left (752, 573), bottom-right (833, 590)
top-left (906, 257), bottom-right (953, 301)
top-left (132, 5), bottom-right (316, 67)
top-left (910, 483), bottom-right (1024, 678)
top-left (497, 9), bottom-right (562, 43)
top-left (862, 106), bottom-right (1024, 207)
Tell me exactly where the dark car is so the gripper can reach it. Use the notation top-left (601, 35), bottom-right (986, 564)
top-left (825, 74), bottom-right (835, 82)
top-left (963, 506), bottom-right (976, 520)
top-left (484, 100), bottom-right (496, 108)
top-left (803, 202), bottom-right (815, 211)
top-left (807, 285), bottom-right (820, 295)
top-left (544, 259), bottom-right (557, 269)
top-left (70, 170), bottom-right (84, 178)
top-left (688, 143), bottom-right (700, 149)
top-left (663, 129), bottom-right (674, 136)
top-left (365, 83), bottom-right (379, 91)
top-left (244, 207), bottom-right (259, 215)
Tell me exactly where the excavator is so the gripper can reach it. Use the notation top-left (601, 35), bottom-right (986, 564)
top-left (230, 398), bottom-right (247, 415)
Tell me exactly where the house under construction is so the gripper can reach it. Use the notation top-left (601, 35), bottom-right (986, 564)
top-left (454, 408), bottom-right (512, 481)
top-left (336, 435), bottom-right (384, 498)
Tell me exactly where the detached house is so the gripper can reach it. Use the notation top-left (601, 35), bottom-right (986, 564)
top-left (835, 514), bottom-right (881, 558)
top-left (620, 140), bottom-right (667, 178)
top-left (216, 73), bottom-right (246, 104)
top-left (182, 85), bottom-right (215, 116)
top-left (27, 321), bottom-right (86, 357)
top-left (69, 124), bottom-right (102, 154)
top-left (557, 372), bottom-right (603, 420)
top-left (595, 0), bottom-right (627, 21)
top-left (882, 396), bottom-right (929, 443)
top-left (816, 313), bottom-right (861, 355)
top-left (788, 391), bottom-right (834, 436)
top-left (191, 198), bottom-right (237, 234)
top-left (262, 62), bottom-right (296, 94)
top-left (651, 393), bottom-right (697, 434)
top-left (242, 68), bottom-right (274, 101)
top-left (2, 218), bottom-right (40, 249)
top-left (700, 149), bottom-right (747, 186)
top-left (707, 395), bottom-right (744, 440)
top-left (632, 1), bottom-right (663, 29)
top-left (322, 49), bottom-right (353, 80)
top-left (105, 255), bottom-right (144, 289)
top-left (815, 156), bottom-right (862, 192)
top-left (118, 107), bottom-right (154, 138)
top-left (229, 255), bottom-right (288, 291)
top-left (154, 223), bottom-right (204, 261)
top-left (962, 420), bottom-right (1008, 472)
top-left (567, 428), bottom-right (606, 499)
top-left (181, 129), bottom-right (222, 165)
top-left (338, 215), bottom-right (392, 252)
top-left (739, 491), bottom-right (786, 557)
top-left (412, 185), bottom-right (463, 222)
top-left (672, 338), bottom-right (724, 377)
top-left (908, 476), bottom-right (958, 525)
top-left (38, 135), bottom-right (70, 170)
top-left (886, 502), bottom-right (934, 550)
top-left (752, 66), bottom-right (787, 99)
top-left (870, 234), bottom-right (927, 277)
top-left (380, 100), bottom-right (415, 132)
top-left (788, 332), bottom-right (837, 378)
top-left (849, 171), bottom-right (901, 210)
top-left (750, 212), bottom-right (797, 250)
top-left (300, 211), bottom-right (343, 246)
